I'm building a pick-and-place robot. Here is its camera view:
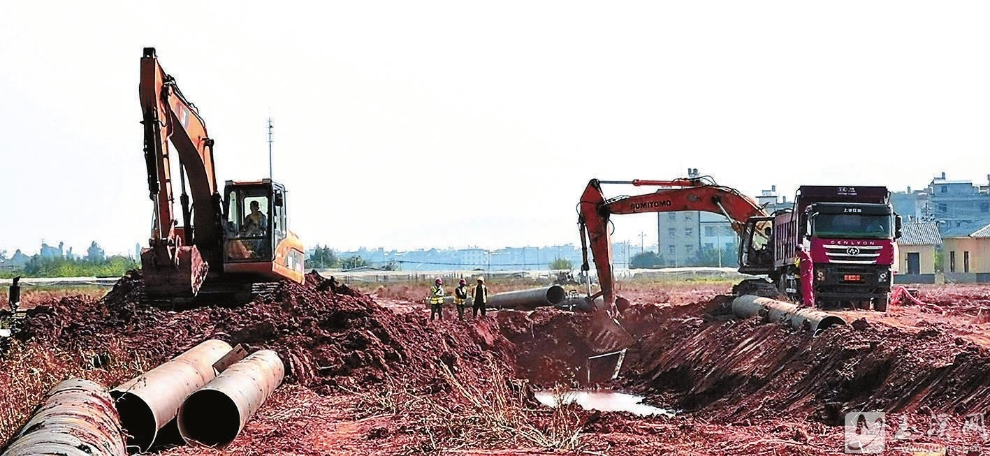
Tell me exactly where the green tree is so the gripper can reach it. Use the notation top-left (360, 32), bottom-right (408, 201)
top-left (22, 254), bottom-right (138, 278)
top-left (341, 255), bottom-right (369, 270)
top-left (308, 245), bottom-right (339, 268)
top-left (697, 243), bottom-right (737, 267)
top-left (630, 251), bottom-right (664, 269)
top-left (549, 257), bottom-right (573, 270)
top-left (86, 241), bottom-right (105, 263)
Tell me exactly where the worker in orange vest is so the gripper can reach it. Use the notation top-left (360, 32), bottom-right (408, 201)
top-left (797, 245), bottom-right (815, 308)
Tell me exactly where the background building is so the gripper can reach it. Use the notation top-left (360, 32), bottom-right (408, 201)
top-left (894, 221), bottom-right (941, 284)
top-left (940, 218), bottom-right (990, 282)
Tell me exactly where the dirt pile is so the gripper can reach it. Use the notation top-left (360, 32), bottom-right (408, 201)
top-left (622, 299), bottom-right (990, 425)
top-left (17, 270), bottom-right (517, 394)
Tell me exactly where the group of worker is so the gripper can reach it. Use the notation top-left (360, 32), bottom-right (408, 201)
top-left (427, 276), bottom-right (489, 321)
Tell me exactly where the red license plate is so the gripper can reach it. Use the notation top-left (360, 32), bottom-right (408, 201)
top-left (843, 274), bottom-right (861, 281)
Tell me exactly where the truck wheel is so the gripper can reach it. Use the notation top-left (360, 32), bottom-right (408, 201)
top-left (874, 294), bottom-right (888, 312)
top-left (857, 300), bottom-right (871, 310)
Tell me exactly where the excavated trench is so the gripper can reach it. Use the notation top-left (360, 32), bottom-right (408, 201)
top-left (490, 292), bottom-right (990, 427)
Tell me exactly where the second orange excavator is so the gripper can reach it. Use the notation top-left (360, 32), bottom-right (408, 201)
top-left (577, 175), bottom-right (779, 316)
top-left (139, 47), bottom-right (305, 304)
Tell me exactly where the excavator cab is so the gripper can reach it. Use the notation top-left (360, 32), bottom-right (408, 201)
top-left (221, 179), bottom-right (304, 284)
top-left (738, 216), bottom-right (776, 275)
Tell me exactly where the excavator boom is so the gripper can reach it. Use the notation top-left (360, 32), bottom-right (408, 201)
top-left (140, 47), bottom-right (222, 296)
top-left (578, 176), bottom-right (771, 314)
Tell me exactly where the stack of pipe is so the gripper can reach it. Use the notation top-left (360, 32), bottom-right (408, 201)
top-left (111, 339), bottom-right (233, 451)
top-left (110, 339), bottom-right (286, 451)
top-left (2, 378), bottom-right (126, 456)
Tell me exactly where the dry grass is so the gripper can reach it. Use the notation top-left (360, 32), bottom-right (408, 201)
top-left (0, 337), bottom-right (151, 445)
top-left (342, 353), bottom-right (585, 454)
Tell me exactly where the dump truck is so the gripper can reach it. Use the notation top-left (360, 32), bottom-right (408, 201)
top-left (768, 185), bottom-right (901, 311)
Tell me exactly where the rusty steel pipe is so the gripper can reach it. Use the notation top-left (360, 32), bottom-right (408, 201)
top-left (110, 339), bottom-right (233, 451)
top-left (177, 349), bottom-right (284, 448)
top-left (2, 378), bottom-right (126, 456)
top-left (732, 295), bottom-right (846, 332)
top-left (486, 286), bottom-right (567, 310)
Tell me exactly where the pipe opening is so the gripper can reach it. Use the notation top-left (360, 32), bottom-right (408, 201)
top-left (110, 391), bottom-right (157, 451)
top-left (178, 389), bottom-right (241, 447)
top-left (546, 286), bottom-right (566, 305)
top-left (816, 316), bottom-right (846, 331)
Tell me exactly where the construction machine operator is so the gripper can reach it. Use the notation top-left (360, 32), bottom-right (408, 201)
top-left (243, 201), bottom-right (268, 236)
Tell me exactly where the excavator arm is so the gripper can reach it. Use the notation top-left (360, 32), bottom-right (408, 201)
top-left (140, 47), bottom-right (224, 296)
top-left (578, 177), bottom-right (769, 314)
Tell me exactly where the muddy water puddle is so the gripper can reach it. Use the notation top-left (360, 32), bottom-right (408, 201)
top-left (534, 390), bottom-right (675, 417)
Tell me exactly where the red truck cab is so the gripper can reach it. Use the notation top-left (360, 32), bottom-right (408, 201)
top-left (772, 186), bottom-right (902, 311)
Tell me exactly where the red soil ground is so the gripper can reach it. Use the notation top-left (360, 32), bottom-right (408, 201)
top-left (2, 275), bottom-right (989, 455)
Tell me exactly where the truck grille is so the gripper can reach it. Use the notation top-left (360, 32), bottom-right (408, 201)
top-left (822, 244), bottom-right (880, 264)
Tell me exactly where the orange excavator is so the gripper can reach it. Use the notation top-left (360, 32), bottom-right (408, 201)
top-left (139, 47), bottom-right (304, 304)
top-left (577, 175), bottom-right (778, 316)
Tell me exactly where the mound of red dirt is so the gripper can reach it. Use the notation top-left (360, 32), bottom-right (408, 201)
top-left (622, 299), bottom-right (990, 425)
top-left (18, 270), bottom-right (517, 394)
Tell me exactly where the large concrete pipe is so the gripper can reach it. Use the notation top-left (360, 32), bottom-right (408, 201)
top-left (732, 295), bottom-right (846, 332)
top-left (111, 339), bottom-right (233, 451)
top-left (486, 286), bottom-right (567, 310)
top-left (177, 349), bottom-right (284, 448)
top-left (2, 378), bottom-right (126, 456)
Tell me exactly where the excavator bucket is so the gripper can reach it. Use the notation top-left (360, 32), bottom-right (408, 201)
top-left (140, 245), bottom-right (209, 298)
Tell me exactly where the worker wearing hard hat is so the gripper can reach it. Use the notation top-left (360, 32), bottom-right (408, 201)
top-left (453, 279), bottom-right (469, 320)
top-left (429, 278), bottom-right (445, 321)
top-left (472, 276), bottom-right (488, 318)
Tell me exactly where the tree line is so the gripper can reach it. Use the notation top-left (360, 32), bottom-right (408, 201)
top-left (0, 242), bottom-right (138, 278)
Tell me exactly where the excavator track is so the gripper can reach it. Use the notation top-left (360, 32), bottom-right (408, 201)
top-left (140, 281), bottom-right (284, 310)
top-left (731, 278), bottom-right (784, 299)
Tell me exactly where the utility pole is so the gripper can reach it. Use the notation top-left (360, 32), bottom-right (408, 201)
top-left (638, 232), bottom-right (646, 254)
top-left (268, 116), bottom-right (274, 179)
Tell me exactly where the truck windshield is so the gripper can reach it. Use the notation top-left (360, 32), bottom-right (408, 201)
top-left (812, 213), bottom-right (892, 239)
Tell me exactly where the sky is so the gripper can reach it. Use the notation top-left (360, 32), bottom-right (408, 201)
top-left (2, 1), bottom-right (990, 256)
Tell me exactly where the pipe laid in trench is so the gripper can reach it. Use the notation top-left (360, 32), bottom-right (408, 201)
top-left (177, 349), bottom-right (284, 448)
top-left (732, 295), bottom-right (846, 332)
top-left (111, 339), bottom-right (233, 452)
top-left (485, 286), bottom-right (567, 310)
top-left (2, 378), bottom-right (126, 456)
